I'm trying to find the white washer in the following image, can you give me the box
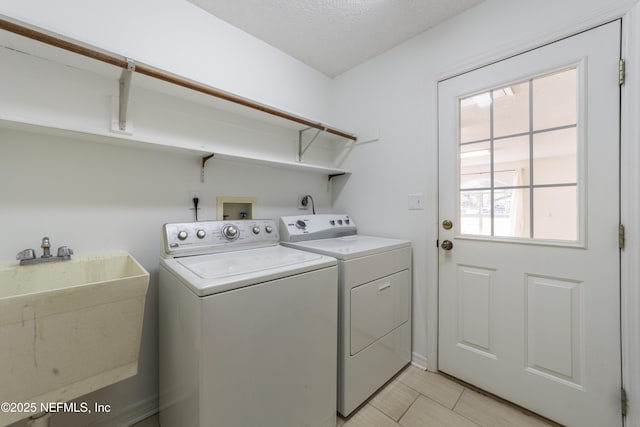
[280,215,412,416]
[159,219,338,427]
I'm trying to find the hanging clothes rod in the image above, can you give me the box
[0,18,357,141]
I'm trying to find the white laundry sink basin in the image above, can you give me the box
[0,251,149,425]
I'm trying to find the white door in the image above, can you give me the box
[438,21,621,427]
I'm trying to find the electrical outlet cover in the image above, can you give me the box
[298,195,309,210]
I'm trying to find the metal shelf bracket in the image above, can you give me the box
[118,59,136,131]
[298,127,325,162]
[328,173,346,182]
[201,153,214,183]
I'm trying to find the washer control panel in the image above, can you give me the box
[163,219,279,257]
[280,214,357,242]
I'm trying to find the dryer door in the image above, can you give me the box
[350,270,410,355]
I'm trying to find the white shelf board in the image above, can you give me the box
[0,116,351,177]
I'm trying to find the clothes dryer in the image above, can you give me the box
[280,215,411,416]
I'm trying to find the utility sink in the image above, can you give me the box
[0,251,149,425]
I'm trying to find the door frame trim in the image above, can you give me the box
[620,6,640,426]
[430,4,640,425]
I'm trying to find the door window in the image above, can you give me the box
[459,68,578,241]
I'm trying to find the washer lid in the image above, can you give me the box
[283,235,411,260]
[178,246,322,279]
[161,245,336,296]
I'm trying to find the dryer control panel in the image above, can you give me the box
[163,219,279,257]
[280,214,357,242]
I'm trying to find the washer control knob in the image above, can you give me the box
[252,226,261,234]
[177,231,188,241]
[330,220,336,225]
[337,219,343,225]
[295,220,306,229]
[345,219,350,224]
[265,225,273,234]
[196,229,206,239]
[222,224,239,240]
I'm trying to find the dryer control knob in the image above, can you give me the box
[265,225,273,233]
[196,229,206,239]
[296,220,306,229]
[177,231,188,241]
[222,224,239,240]
[252,226,261,234]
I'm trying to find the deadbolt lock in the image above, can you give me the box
[442,219,453,230]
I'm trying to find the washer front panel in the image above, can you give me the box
[163,219,279,257]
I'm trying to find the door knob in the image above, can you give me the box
[440,240,453,250]
[442,219,453,230]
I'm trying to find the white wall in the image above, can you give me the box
[329,0,638,368]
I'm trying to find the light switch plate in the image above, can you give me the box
[408,193,425,210]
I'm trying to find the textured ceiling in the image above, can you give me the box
[188,0,485,77]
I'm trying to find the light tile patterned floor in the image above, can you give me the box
[336,366,555,427]
[133,365,557,427]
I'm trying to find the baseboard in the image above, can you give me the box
[85,394,158,427]
[411,352,428,370]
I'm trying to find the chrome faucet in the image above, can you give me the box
[16,237,73,265]
[41,236,52,258]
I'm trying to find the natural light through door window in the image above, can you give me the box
[458,68,578,241]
